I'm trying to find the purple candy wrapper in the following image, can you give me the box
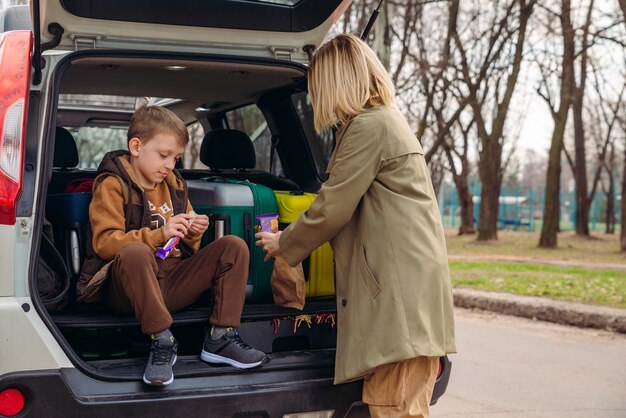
[256,213,279,233]
[155,236,180,260]
[155,212,196,259]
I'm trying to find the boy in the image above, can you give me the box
[77,105,266,386]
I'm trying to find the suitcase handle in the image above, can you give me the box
[243,212,251,246]
[201,176,227,183]
[209,214,231,242]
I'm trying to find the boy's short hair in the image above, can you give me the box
[128,105,189,147]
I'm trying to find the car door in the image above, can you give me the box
[35,0,352,63]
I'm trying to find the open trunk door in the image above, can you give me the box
[34,0,351,63]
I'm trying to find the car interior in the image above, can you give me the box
[41,53,338,380]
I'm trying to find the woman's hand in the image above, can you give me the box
[187,214,209,237]
[163,213,194,240]
[255,231,283,262]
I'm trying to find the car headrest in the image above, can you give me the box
[200,129,256,170]
[53,126,79,168]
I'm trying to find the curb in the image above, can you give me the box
[453,288,626,333]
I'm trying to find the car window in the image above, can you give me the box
[183,121,206,169]
[58,94,134,169]
[68,122,206,170]
[57,95,286,174]
[291,91,334,180]
[58,95,209,170]
[225,104,284,176]
[69,126,128,169]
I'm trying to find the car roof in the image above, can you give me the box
[58,55,307,123]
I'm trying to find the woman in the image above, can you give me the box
[255,34,456,417]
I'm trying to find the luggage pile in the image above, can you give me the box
[187,178,336,303]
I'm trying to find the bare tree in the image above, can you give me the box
[548,0,626,237]
[587,61,626,234]
[428,150,447,199]
[601,144,617,234]
[414,0,465,162]
[568,0,595,236]
[340,0,463,169]
[537,0,576,248]
[451,0,537,241]
[185,123,204,169]
[444,118,475,234]
[616,0,626,251]
[619,103,626,252]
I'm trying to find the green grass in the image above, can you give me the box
[449,260,626,308]
[445,229,626,265]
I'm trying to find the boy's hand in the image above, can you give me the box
[187,214,209,237]
[163,213,194,240]
[255,231,282,262]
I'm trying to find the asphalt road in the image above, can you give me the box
[431,308,626,418]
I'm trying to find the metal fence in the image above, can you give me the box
[438,182,623,232]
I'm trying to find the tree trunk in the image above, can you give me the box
[538,0,575,248]
[621,142,626,251]
[572,95,590,235]
[373,2,393,71]
[453,174,475,235]
[571,0,594,236]
[477,140,502,241]
[465,0,536,241]
[605,182,614,234]
[228,111,245,132]
[442,117,473,236]
[604,144,616,234]
[540,145,563,247]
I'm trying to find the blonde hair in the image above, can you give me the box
[128,105,189,147]
[308,34,396,133]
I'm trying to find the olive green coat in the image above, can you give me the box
[280,105,457,384]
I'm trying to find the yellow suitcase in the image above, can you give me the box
[274,191,335,297]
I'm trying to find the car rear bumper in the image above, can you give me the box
[0,367,366,418]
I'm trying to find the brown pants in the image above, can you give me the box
[363,356,439,418]
[105,236,249,335]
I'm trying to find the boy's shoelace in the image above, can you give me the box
[226,331,252,350]
[152,341,175,364]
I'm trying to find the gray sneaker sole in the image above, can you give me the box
[142,354,177,386]
[200,350,263,369]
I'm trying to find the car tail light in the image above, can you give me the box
[0,388,25,416]
[0,31,32,225]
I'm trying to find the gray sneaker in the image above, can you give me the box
[143,337,178,386]
[201,328,266,369]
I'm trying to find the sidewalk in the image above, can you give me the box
[453,288,626,334]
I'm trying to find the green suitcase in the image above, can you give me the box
[187,177,278,302]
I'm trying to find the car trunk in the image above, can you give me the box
[35,49,339,384]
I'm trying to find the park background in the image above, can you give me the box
[330,0,625,247]
[2,0,624,309]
